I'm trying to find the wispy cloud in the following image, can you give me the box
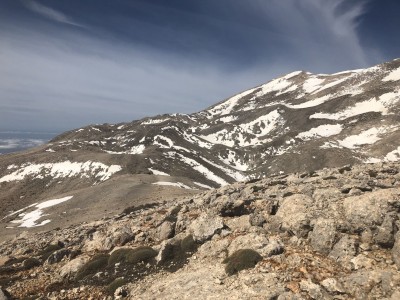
[23,0,83,27]
[0,0,382,132]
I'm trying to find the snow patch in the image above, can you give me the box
[149,168,170,176]
[382,68,400,82]
[9,196,73,228]
[0,161,121,183]
[296,124,343,140]
[152,181,192,189]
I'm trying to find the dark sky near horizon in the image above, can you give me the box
[0,0,399,132]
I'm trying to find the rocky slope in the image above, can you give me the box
[1,161,400,299]
[1,58,400,241]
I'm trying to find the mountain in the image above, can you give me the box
[1,161,400,299]
[1,58,400,240]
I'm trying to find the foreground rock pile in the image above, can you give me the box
[1,162,400,299]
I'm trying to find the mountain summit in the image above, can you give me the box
[0,58,400,237]
[1,59,400,299]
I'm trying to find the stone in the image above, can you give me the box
[189,213,224,242]
[225,215,252,231]
[375,214,396,248]
[264,239,285,257]
[275,194,313,238]
[329,235,358,267]
[0,288,9,300]
[320,278,345,294]
[309,218,337,254]
[299,279,328,299]
[392,231,400,268]
[59,256,90,279]
[228,232,270,257]
[343,189,399,232]
[157,221,175,241]
[46,249,71,264]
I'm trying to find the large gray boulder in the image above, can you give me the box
[309,218,337,254]
[343,189,400,231]
[189,213,224,242]
[276,194,313,238]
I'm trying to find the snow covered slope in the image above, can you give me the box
[1,58,400,228]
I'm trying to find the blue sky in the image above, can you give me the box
[0,0,399,132]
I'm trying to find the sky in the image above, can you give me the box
[0,0,399,133]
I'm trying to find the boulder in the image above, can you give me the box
[392,231,400,268]
[343,189,400,231]
[275,194,313,238]
[59,256,90,279]
[46,249,71,265]
[189,213,224,242]
[157,221,175,241]
[309,218,337,254]
[329,235,358,267]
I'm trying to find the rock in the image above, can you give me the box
[320,278,345,294]
[0,288,10,300]
[197,238,231,260]
[59,256,90,279]
[249,212,265,227]
[0,257,10,267]
[264,239,285,257]
[157,221,175,241]
[46,249,71,264]
[375,214,396,248]
[189,213,224,242]
[329,235,358,268]
[309,218,337,254]
[392,231,400,268]
[156,238,179,264]
[84,225,134,251]
[228,232,270,257]
[343,189,399,232]
[275,194,313,238]
[299,279,328,299]
[225,215,252,231]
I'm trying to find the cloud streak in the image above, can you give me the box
[23,0,83,27]
[0,0,386,132]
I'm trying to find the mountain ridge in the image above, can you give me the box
[0,57,400,240]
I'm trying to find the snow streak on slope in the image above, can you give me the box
[176,153,228,186]
[0,161,121,183]
[383,67,400,82]
[9,196,73,228]
[201,110,284,147]
[207,88,257,117]
[297,124,343,140]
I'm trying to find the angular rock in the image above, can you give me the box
[299,280,328,299]
[392,231,400,268]
[329,235,358,267]
[46,249,71,265]
[275,194,313,238]
[157,221,175,241]
[320,278,345,294]
[225,215,252,232]
[59,256,90,279]
[375,214,396,248]
[228,232,270,257]
[343,189,399,231]
[189,213,224,242]
[309,218,337,254]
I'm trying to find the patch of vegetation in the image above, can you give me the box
[76,254,109,281]
[223,249,262,276]
[108,246,157,266]
[106,277,128,294]
[23,258,41,270]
